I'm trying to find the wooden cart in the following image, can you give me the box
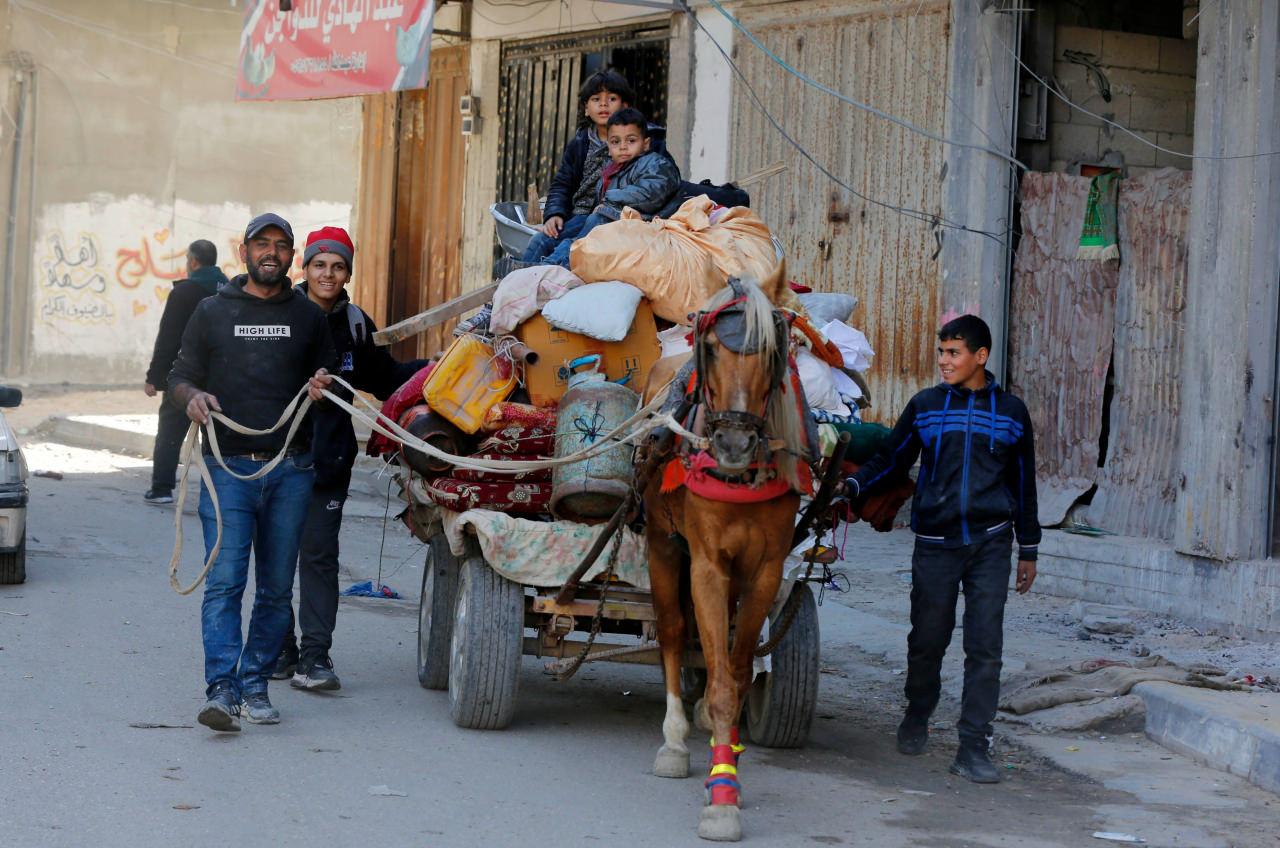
[398,482,825,746]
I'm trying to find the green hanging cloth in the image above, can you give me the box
[1076,171,1121,261]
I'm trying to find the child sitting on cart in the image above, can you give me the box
[523,70,668,263]
[544,108,682,268]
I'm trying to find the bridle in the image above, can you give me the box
[688,278,791,465]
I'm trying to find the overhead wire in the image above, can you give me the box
[981,0,1280,161]
[884,0,1009,156]
[703,0,1027,171]
[685,7,1005,242]
[12,0,237,79]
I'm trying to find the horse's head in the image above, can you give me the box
[693,273,792,476]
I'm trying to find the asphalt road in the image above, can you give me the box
[0,445,1271,848]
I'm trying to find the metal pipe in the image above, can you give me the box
[1,60,31,376]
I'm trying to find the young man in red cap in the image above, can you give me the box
[271,226,429,691]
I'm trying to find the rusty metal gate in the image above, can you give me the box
[497,23,670,204]
[728,0,951,424]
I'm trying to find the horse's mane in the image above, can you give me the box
[703,278,806,489]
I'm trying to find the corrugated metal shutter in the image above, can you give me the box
[498,23,670,204]
[728,1,951,423]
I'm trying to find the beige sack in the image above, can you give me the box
[569,196,784,323]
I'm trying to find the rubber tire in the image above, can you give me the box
[447,554,525,730]
[746,583,820,748]
[0,538,25,585]
[417,533,459,690]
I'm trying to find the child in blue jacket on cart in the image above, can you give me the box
[522,70,668,263]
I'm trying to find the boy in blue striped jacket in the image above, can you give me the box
[845,314,1040,784]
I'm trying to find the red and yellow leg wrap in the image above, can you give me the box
[709,728,747,763]
[704,744,741,807]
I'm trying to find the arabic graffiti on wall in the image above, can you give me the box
[32,198,352,362]
[238,0,435,101]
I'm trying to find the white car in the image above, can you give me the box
[0,386,27,584]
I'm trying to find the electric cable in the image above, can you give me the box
[686,8,1006,242]
[704,0,1027,171]
[981,0,1280,161]
[12,0,237,78]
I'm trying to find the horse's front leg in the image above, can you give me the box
[687,536,742,842]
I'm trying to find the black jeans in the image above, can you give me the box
[150,394,190,493]
[904,533,1013,748]
[283,484,348,666]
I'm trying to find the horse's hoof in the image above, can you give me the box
[693,698,712,732]
[697,804,742,842]
[654,745,690,778]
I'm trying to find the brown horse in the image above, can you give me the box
[641,276,808,842]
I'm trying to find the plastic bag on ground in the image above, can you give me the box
[490,265,583,336]
[569,196,786,323]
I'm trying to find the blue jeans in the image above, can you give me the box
[546,211,611,268]
[198,452,315,698]
[521,214,587,263]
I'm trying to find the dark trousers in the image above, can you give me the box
[284,484,348,666]
[904,533,1012,748]
[150,394,190,493]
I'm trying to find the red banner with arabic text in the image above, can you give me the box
[238,0,436,101]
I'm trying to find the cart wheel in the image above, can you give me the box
[746,583,820,748]
[417,533,458,690]
[448,553,525,730]
[0,538,26,585]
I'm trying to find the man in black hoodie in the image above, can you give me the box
[845,315,1039,784]
[269,226,429,691]
[143,240,228,504]
[168,213,337,733]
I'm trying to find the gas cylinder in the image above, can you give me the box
[551,356,640,522]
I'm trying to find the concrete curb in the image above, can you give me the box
[46,415,156,457]
[1136,681,1280,795]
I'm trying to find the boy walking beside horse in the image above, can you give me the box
[846,314,1040,783]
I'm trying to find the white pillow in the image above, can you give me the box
[541,281,644,342]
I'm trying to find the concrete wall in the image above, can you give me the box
[1048,24,1197,173]
[1,0,360,384]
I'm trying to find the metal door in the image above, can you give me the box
[497,24,670,204]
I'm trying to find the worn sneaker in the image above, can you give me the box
[242,691,281,725]
[144,489,174,505]
[269,644,298,681]
[197,682,241,733]
[292,657,342,692]
[896,712,929,756]
[950,745,1001,784]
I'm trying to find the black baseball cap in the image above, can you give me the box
[244,212,294,244]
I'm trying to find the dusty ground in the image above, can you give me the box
[1,390,1277,846]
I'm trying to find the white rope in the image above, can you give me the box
[168,374,699,595]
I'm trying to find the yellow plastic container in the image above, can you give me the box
[423,335,517,434]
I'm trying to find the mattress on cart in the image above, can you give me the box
[441,508,650,590]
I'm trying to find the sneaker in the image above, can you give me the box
[242,691,280,725]
[269,644,298,681]
[144,489,174,505]
[896,711,929,756]
[197,682,241,733]
[950,745,1001,784]
[292,656,342,692]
